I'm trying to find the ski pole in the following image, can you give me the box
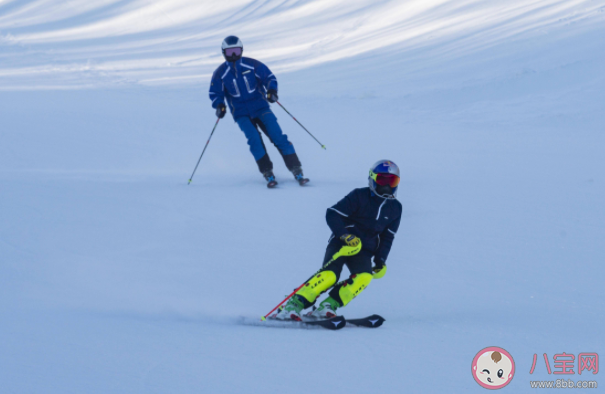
[188,118,220,185]
[276,101,326,150]
[260,243,361,321]
[260,254,340,321]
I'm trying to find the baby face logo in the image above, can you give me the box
[472,347,515,389]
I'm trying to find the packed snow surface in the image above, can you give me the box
[1,1,604,393]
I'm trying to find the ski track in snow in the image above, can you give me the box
[1,1,605,393]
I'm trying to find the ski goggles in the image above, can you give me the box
[371,172,400,188]
[224,47,242,57]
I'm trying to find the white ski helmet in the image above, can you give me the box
[221,36,243,62]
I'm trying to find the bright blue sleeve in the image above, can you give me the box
[251,59,278,92]
[209,66,225,109]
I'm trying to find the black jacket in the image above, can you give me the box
[326,187,402,263]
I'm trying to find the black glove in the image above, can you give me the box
[373,258,385,273]
[266,89,278,103]
[372,258,386,278]
[340,234,361,247]
[216,103,226,118]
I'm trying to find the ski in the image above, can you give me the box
[300,315,345,330]
[345,314,385,328]
[265,315,346,330]
[240,314,384,330]
[266,314,384,329]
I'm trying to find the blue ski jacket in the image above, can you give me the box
[209,57,277,120]
[326,187,402,264]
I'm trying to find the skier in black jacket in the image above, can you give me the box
[275,160,402,320]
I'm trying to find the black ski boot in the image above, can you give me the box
[291,166,309,186]
[263,171,278,188]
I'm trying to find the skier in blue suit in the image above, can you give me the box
[209,36,308,188]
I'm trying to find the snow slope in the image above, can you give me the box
[1,1,604,393]
[1,0,604,90]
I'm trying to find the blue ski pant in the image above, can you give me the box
[235,111,296,161]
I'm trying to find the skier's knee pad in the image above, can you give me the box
[296,270,337,304]
[332,273,373,307]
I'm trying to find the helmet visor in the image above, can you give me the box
[374,173,400,188]
[224,47,242,57]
